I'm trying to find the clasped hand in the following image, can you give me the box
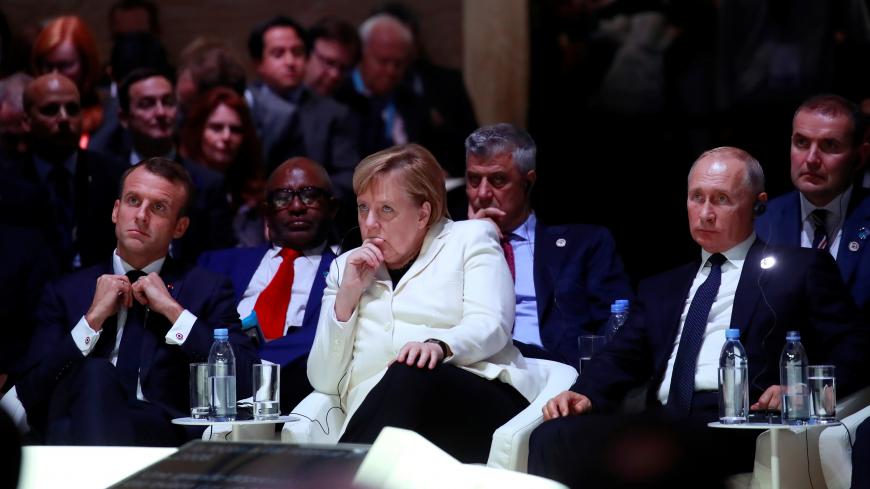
[86,272,182,331]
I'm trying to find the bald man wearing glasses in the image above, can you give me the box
[199,157,340,411]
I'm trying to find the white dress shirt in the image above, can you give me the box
[70,250,198,401]
[657,234,755,404]
[509,213,541,347]
[799,186,852,260]
[237,243,335,334]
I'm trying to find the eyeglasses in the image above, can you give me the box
[312,49,352,74]
[267,187,332,209]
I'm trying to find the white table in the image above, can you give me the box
[18,445,176,489]
[708,421,840,489]
[173,415,298,441]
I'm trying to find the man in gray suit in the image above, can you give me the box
[246,16,359,203]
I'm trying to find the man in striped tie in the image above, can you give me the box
[755,94,870,320]
[528,147,869,486]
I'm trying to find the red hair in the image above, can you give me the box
[32,16,103,137]
[180,87,263,208]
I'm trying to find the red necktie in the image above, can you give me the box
[254,248,301,340]
[501,238,515,282]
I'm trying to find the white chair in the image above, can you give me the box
[818,387,870,489]
[281,358,579,472]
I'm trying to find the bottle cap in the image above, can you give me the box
[213,328,229,339]
[786,330,801,341]
[611,303,625,313]
[616,299,630,309]
[725,328,740,339]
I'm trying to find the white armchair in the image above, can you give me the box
[281,358,579,472]
[818,386,870,489]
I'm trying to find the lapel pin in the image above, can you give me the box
[760,256,776,269]
[556,238,567,248]
[858,227,869,240]
[849,241,860,252]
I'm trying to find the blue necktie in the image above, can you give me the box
[666,253,726,416]
[116,270,147,395]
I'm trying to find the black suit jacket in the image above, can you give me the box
[0,150,127,271]
[573,239,869,413]
[15,257,259,433]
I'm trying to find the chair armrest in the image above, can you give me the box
[819,404,870,489]
[837,385,870,420]
[487,359,579,472]
[0,386,30,434]
[281,391,345,444]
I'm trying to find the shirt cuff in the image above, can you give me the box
[71,316,101,356]
[165,309,196,345]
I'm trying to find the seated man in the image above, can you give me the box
[14,157,259,446]
[755,94,870,318]
[528,147,869,487]
[465,123,633,365]
[199,157,339,412]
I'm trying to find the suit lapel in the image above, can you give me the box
[836,189,870,286]
[533,222,557,324]
[731,240,767,336]
[301,247,336,329]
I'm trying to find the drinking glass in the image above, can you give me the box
[578,335,606,374]
[189,363,209,419]
[808,365,837,423]
[253,363,281,420]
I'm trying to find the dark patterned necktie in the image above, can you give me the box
[500,238,515,282]
[116,270,147,395]
[666,253,726,416]
[809,209,830,251]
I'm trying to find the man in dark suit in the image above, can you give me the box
[0,73,127,272]
[528,147,869,487]
[465,123,633,366]
[92,68,236,263]
[198,157,339,411]
[14,157,259,446]
[755,94,870,318]
[245,16,358,201]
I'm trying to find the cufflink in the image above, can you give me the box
[175,332,184,341]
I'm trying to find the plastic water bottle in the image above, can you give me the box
[208,328,237,421]
[718,328,748,424]
[604,302,627,342]
[780,331,810,424]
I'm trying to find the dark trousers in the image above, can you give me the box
[339,362,529,463]
[852,417,870,489]
[44,358,191,446]
[280,354,313,414]
[528,392,757,489]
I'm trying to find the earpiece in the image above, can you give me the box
[753,200,766,216]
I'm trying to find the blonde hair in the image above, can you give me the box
[353,144,448,227]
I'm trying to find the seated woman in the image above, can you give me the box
[179,87,266,246]
[308,144,542,462]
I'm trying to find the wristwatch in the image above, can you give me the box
[424,338,452,359]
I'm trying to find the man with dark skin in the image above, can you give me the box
[199,157,339,411]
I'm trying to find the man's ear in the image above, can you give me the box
[172,216,190,239]
[111,199,120,224]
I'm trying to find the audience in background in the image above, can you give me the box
[303,18,359,98]
[246,15,359,199]
[176,38,246,112]
[0,73,127,271]
[0,72,33,158]
[180,86,266,246]
[31,16,104,148]
[107,0,161,39]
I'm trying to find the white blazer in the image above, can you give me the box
[307,218,543,436]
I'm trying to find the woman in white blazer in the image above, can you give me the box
[307,144,542,462]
